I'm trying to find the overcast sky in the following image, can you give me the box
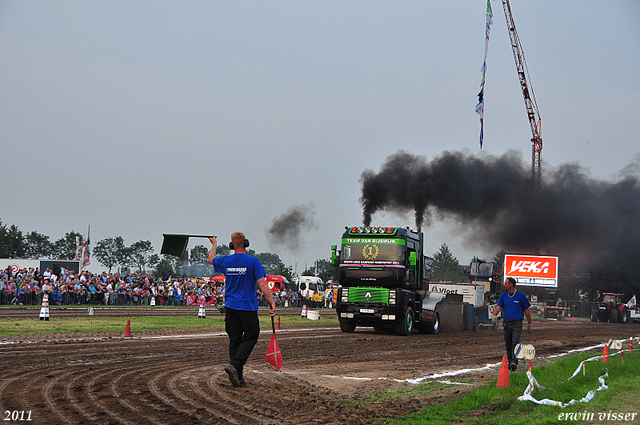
[1,1,639,272]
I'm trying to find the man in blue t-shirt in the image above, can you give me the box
[209,232,276,388]
[492,277,532,371]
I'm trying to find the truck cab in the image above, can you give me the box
[331,226,442,335]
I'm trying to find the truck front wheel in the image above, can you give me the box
[396,307,413,336]
[340,320,356,333]
[590,309,598,322]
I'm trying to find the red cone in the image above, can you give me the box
[496,354,510,388]
[601,344,609,363]
[276,316,281,330]
[124,319,131,337]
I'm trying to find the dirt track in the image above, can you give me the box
[1,309,638,424]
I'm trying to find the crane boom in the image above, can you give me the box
[501,0,542,190]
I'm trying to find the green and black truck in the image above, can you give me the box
[330,226,445,335]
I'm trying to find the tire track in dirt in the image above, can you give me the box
[148,363,275,424]
[128,359,198,421]
[64,369,99,422]
[12,367,63,423]
[206,373,285,424]
[86,369,138,425]
[165,368,244,424]
[84,357,179,425]
[43,370,75,425]
[207,372,272,424]
[0,377,21,412]
[177,364,293,425]
[187,373,244,425]
[110,367,165,425]
[97,358,179,424]
[149,369,207,421]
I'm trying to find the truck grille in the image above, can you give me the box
[347,287,389,304]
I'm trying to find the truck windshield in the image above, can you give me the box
[340,242,404,265]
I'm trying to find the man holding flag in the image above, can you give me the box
[209,232,276,388]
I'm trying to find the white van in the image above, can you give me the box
[297,276,324,299]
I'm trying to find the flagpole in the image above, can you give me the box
[82,225,91,271]
[80,234,86,271]
[74,236,80,260]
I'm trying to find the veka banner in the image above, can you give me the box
[504,254,558,288]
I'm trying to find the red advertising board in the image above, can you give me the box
[503,254,558,288]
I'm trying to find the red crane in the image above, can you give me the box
[501,0,543,190]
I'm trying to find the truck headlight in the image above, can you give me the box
[341,288,349,302]
[389,289,396,305]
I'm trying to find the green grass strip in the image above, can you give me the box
[393,350,640,425]
[0,312,338,335]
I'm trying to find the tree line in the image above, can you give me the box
[5,219,627,299]
[0,220,303,285]
[0,219,492,286]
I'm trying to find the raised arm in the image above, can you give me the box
[208,236,217,264]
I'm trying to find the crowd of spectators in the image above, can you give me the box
[0,267,227,307]
[0,267,324,308]
[259,288,305,308]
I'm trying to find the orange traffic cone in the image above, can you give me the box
[497,354,510,388]
[601,344,609,363]
[124,319,131,337]
[276,316,281,330]
[629,337,634,351]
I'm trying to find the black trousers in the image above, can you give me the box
[225,307,261,377]
[503,320,523,366]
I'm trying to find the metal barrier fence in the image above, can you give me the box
[523,300,599,320]
[568,301,599,319]
[0,291,209,307]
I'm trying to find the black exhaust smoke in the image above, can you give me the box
[359,150,640,275]
[267,203,318,252]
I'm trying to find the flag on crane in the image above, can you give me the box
[476,0,493,149]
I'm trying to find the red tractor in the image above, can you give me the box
[591,293,629,323]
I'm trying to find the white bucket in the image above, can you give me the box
[307,310,320,320]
